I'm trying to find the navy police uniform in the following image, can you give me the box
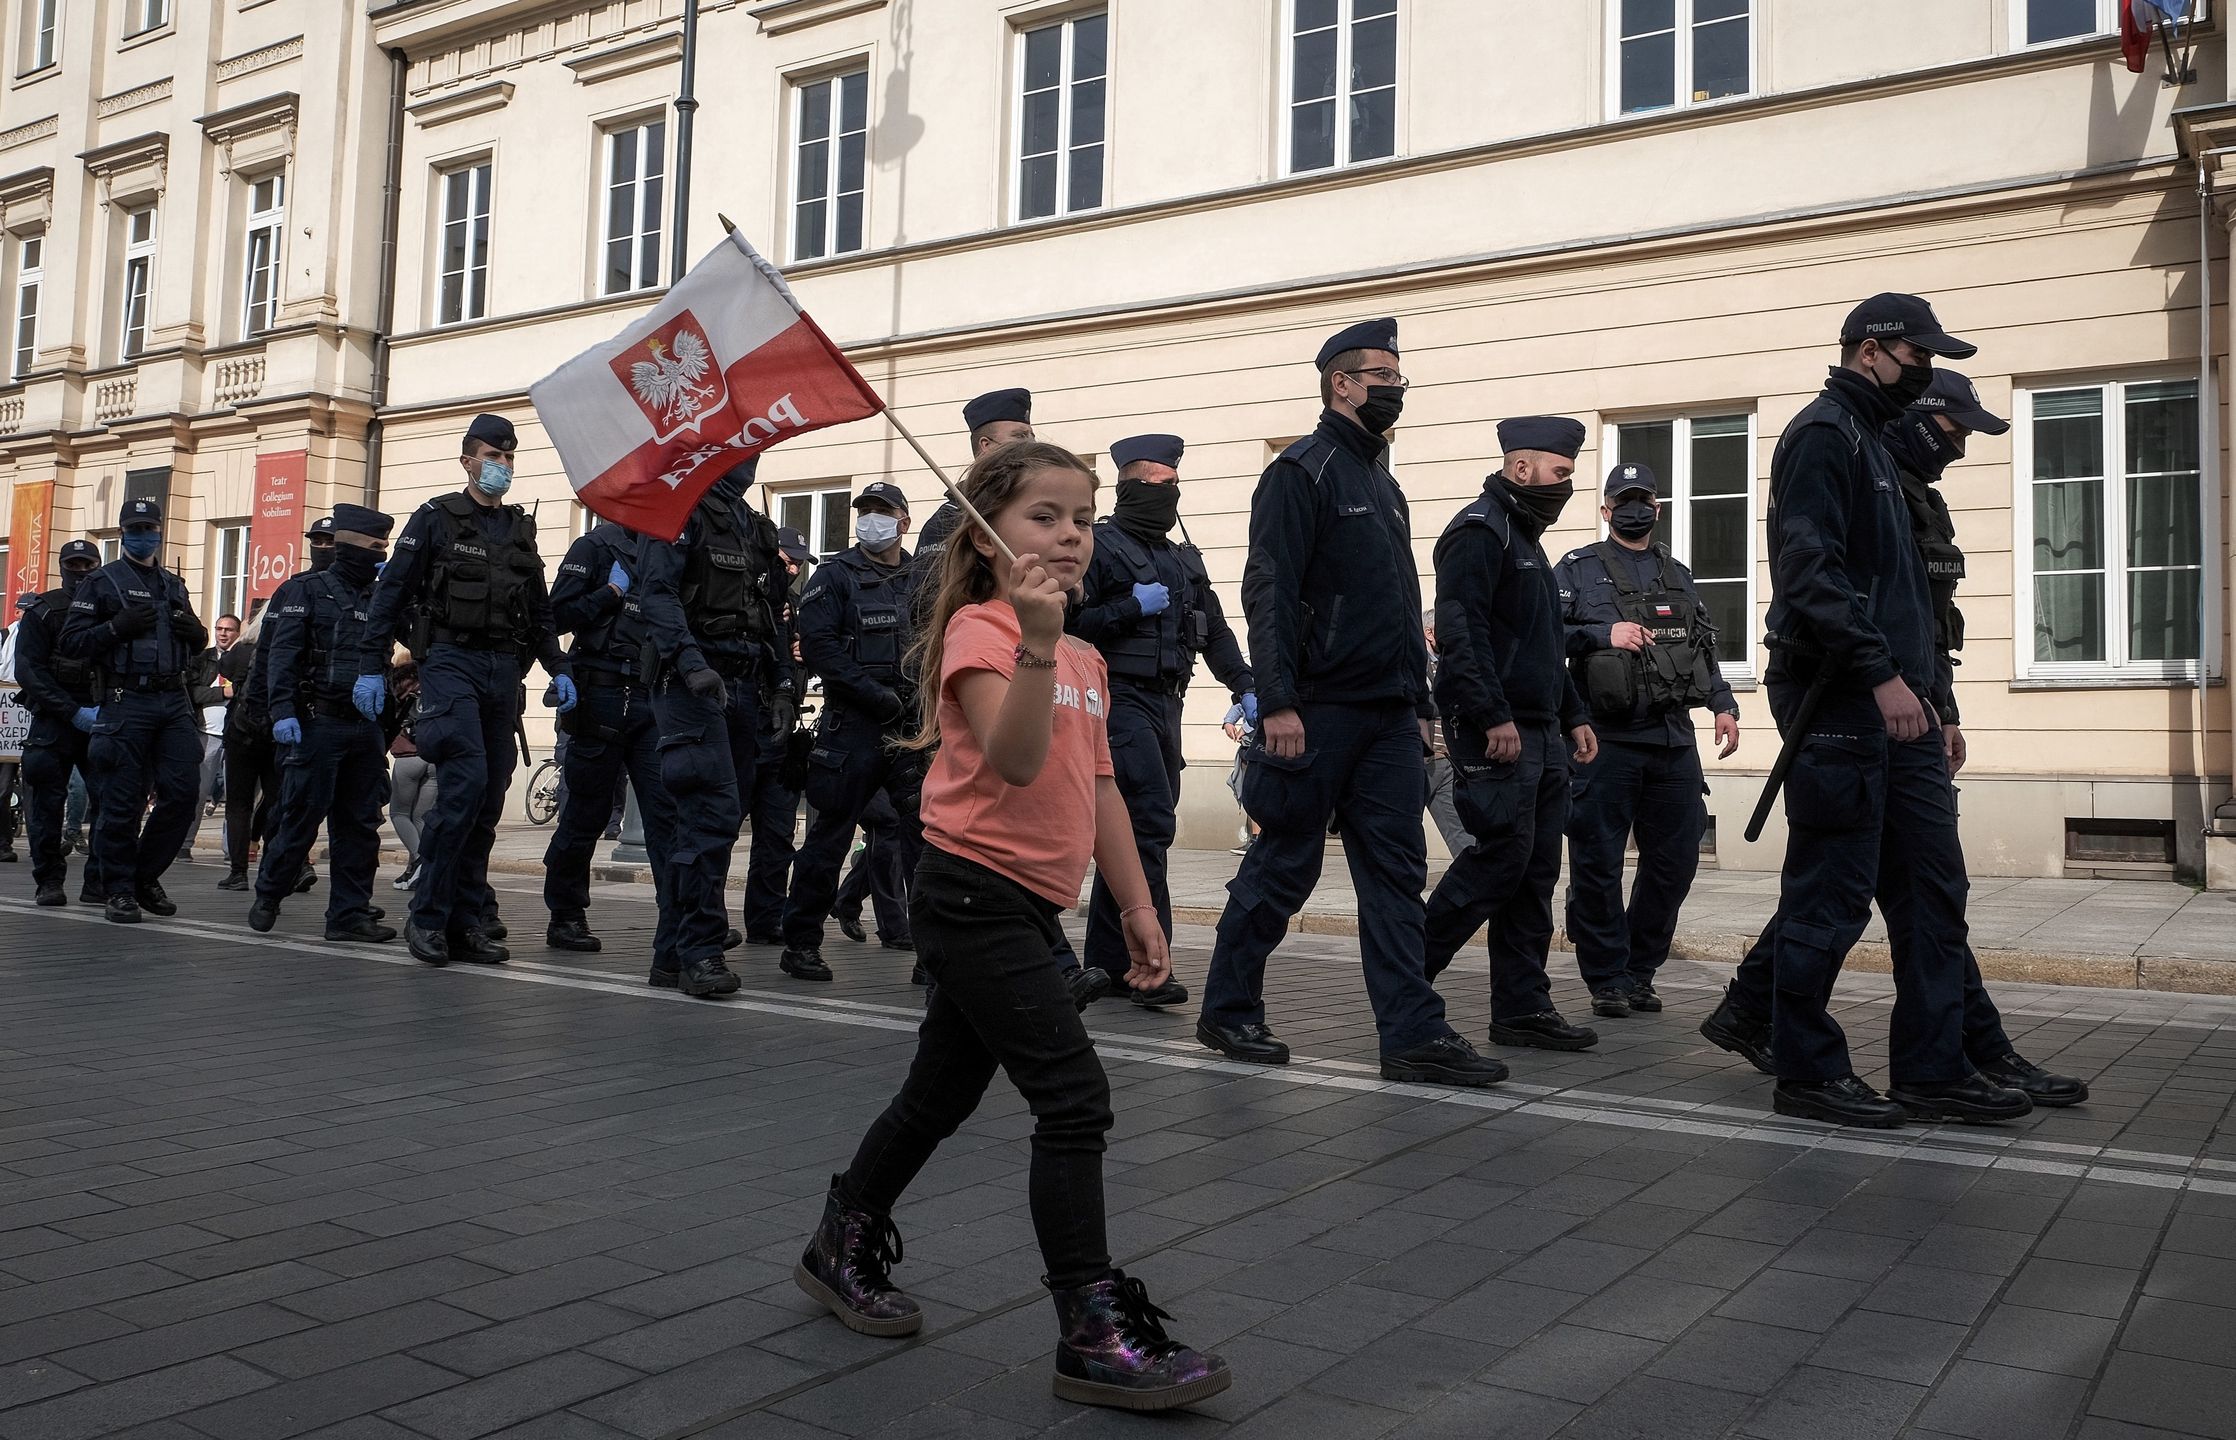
[543,520,681,966]
[1422,420,1595,1029]
[356,413,571,961]
[1556,464,1738,1003]
[16,539,106,903]
[250,505,396,938]
[1201,319,1456,1062]
[61,497,210,918]
[743,526,815,941]
[781,482,926,970]
[1069,433,1253,992]
[637,462,789,994]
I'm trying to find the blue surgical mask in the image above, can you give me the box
[120,529,160,562]
[472,460,513,497]
[855,513,902,550]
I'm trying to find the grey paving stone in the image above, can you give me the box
[1383,1383,1579,1440]
[1965,1303,2122,1377]
[2089,1351,2236,1440]
[1999,1257,2141,1320]
[173,1354,463,1440]
[1414,1278,1583,1348]
[0,1357,92,1409]
[1857,1263,2003,1325]
[1913,1359,2093,1440]
[1477,1323,1663,1404]
[1563,1274,1726,1341]
[582,1297,802,1371]
[234,1300,489,1380]
[279,1257,510,1324]
[1250,1281,1436,1350]
[379,1353,645,1440]
[1812,1308,1968,1386]
[0,1356,274,1440]
[1303,1325,1501,1411]
[439,1256,662,1322]
[2139,1251,2236,1308]
[569,1343,821,1437]
[1491,1238,1651,1296]
[51,1303,318,1382]
[1644,1315,1819,1395]
[1714,1266,1870,1332]
[1553,1373,1755,1440]
[1637,1233,1781,1288]
[1737,1365,1927,1440]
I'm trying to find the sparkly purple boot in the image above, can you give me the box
[794,1176,921,1337]
[1048,1269,1232,1411]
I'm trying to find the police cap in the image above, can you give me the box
[58,539,100,566]
[119,496,162,526]
[306,515,336,539]
[1496,416,1586,460]
[1604,461,1659,499]
[1910,368,2009,436]
[775,526,814,563]
[962,388,1032,435]
[1316,317,1399,372]
[852,480,909,513]
[465,412,518,452]
[1839,293,1978,359]
[1110,433,1185,471]
[331,503,394,540]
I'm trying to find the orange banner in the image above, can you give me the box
[4,480,54,618]
[247,450,307,607]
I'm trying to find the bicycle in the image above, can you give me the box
[524,755,562,826]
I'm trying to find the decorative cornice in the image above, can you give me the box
[77,132,169,209]
[563,31,683,85]
[197,92,300,143]
[97,78,173,119]
[406,80,516,128]
[0,116,56,152]
[748,0,887,36]
[0,165,53,234]
[217,35,305,83]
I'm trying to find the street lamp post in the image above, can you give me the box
[671,0,701,282]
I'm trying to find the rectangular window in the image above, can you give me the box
[211,523,249,622]
[125,0,168,37]
[12,235,42,380]
[437,161,493,325]
[792,68,869,261]
[29,0,59,69]
[1289,0,1397,174]
[1608,413,1756,673]
[775,483,853,561]
[601,119,666,296]
[1615,0,1750,116]
[1016,13,1106,221]
[241,174,284,338]
[2022,0,2112,45]
[119,206,155,361]
[2021,378,2204,676]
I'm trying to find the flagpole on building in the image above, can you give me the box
[671,0,701,282]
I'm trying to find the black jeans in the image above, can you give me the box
[840,846,1114,1289]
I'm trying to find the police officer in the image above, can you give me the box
[780,480,927,982]
[1556,461,1740,1019]
[1420,418,1602,1055]
[541,517,681,964]
[61,497,209,923]
[637,460,789,997]
[353,412,578,967]
[830,787,914,953]
[1198,318,1500,1087]
[1746,293,2029,1127]
[742,525,815,945]
[1069,433,1254,1007]
[1702,370,2089,1107]
[219,516,337,894]
[914,388,1034,562]
[16,539,105,906]
[247,504,398,943]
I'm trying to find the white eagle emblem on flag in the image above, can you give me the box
[611,310,728,442]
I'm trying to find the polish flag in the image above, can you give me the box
[530,231,884,541]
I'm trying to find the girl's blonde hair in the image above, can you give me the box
[904,440,1098,750]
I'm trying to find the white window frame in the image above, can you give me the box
[1012,11,1108,223]
[26,0,59,71]
[123,0,168,39]
[1606,0,1755,119]
[1283,0,1399,176]
[2012,0,2117,47]
[599,117,666,297]
[1605,410,1759,679]
[211,522,249,623]
[2011,374,2216,682]
[119,205,156,361]
[436,159,493,326]
[12,234,42,380]
[241,173,285,338]
[773,483,854,561]
[790,66,870,263]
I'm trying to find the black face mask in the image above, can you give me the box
[1880,357,1935,409]
[308,543,335,573]
[60,566,94,598]
[1892,413,1964,478]
[1608,498,1659,541]
[331,545,379,586]
[1112,477,1181,541]
[1499,475,1573,531]
[1352,384,1406,435]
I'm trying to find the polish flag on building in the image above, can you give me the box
[530,231,884,540]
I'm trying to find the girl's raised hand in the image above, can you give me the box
[1007,552,1067,654]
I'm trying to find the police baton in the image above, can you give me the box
[1742,669,1832,844]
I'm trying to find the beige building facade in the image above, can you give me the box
[6,0,2234,881]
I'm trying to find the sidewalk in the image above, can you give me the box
[442,817,2236,996]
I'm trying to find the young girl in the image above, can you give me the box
[795,442,1231,1413]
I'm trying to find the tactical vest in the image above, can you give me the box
[34,589,99,703]
[679,497,777,644]
[570,528,654,680]
[95,562,191,681]
[1094,525,1210,686]
[1572,542,1719,720]
[836,550,915,683]
[423,492,542,645]
[297,570,376,703]
[1899,473,1966,656]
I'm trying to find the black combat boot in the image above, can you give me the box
[1488,1009,1598,1051]
[104,894,142,924]
[1973,1050,2089,1107]
[794,1176,921,1337]
[1774,1074,1906,1129]
[680,956,742,999]
[1700,994,1775,1075]
[1048,1269,1231,1411]
[216,870,249,892]
[1888,1072,2032,1125]
[405,924,450,966]
[247,898,280,933]
[546,918,601,953]
[135,881,177,917]
[449,927,509,964]
[325,917,397,944]
[781,946,833,982]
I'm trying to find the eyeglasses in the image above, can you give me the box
[1340,367,1408,387]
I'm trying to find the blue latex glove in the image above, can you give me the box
[1241,692,1260,726]
[352,674,385,721]
[272,717,303,746]
[72,706,98,733]
[1221,702,1245,727]
[1131,582,1170,616]
[550,674,579,713]
[608,561,631,595]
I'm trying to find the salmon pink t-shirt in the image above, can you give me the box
[918,601,1114,906]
